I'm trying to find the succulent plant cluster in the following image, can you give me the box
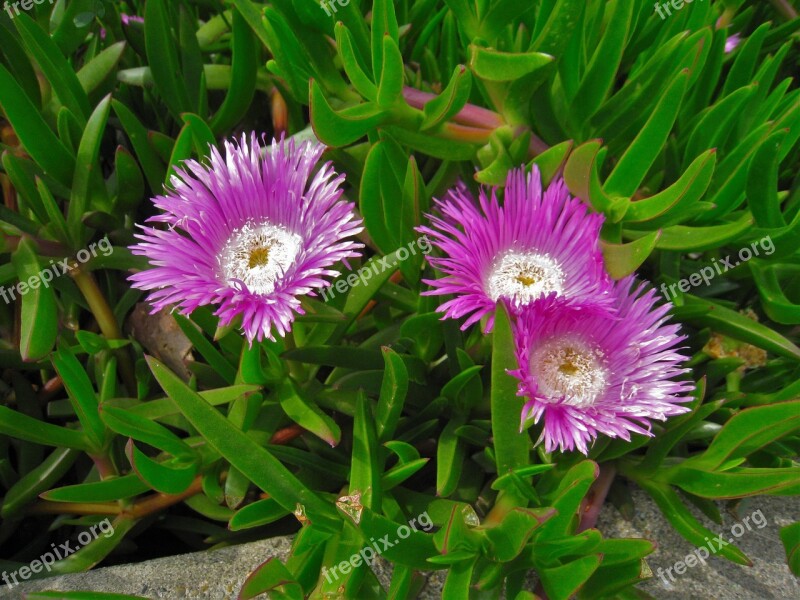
[0,1,799,599]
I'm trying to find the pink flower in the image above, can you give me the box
[510,279,694,454]
[130,134,363,343]
[417,167,612,332]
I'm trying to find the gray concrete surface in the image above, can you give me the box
[596,488,799,600]
[4,488,798,599]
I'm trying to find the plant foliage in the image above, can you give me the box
[0,0,799,598]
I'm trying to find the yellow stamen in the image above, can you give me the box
[248,246,271,269]
[558,349,581,375]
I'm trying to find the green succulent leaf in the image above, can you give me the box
[11,237,58,361]
[147,356,341,532]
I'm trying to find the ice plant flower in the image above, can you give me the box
[129,133,363,343]
[417,166,611,332]
[510,278,694,454]
[725,33,742,53]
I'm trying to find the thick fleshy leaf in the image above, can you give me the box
[15,14,91,122]
[0,64,75,186]
[538,555,602,600]
[485,507,557,562]
[436,416,466,497]
[688,401,800,469]
[0,406,93,452]
[11,237,58,361]
[238,558,303,600]
[51,346,105,449]
[335,23,377,101]
[144,0,192,118]
[663,465,800,499]
[571,0,634,123]
[77,41,127,95]
[147,356,341,532]
[624,150,716,225]
[349,393,381,510]
[210,9,258,134]
[675,295,800,361]
[638,480,750,565]
[277,379,341,447]
[229,498,289,531]
[468,45,553,82]
[375,347,409,442]
[310,82,389,147]
[126,439,198,495]
[1,448,79,518]
[99,405,194,459]
[68,94,112,234]
[421,66,472,131]
[41,473,151,502]
[604,70,689,198]
[780,522,800,577]
[112,99,166,191]
[601,231,661,279]
[491,303,529,475]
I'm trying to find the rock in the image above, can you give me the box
[5,489,798,599]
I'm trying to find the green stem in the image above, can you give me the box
[71,266,137,394]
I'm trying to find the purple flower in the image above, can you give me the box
[725,33,742,53]
[121,14,145,26]
[130,133,363,343]
[417,167,611,332]
[510,278,694,454]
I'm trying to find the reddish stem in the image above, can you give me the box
[2,235,69,256]
[440,122,494,144]
[402,87,505,129]
[770,0,798,19]
[578,463,617,532]
[28,425,306,517]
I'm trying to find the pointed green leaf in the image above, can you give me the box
[492,303,529,475]
[68,94,111,233]
[12,237,58,361]
[15,13,91,122]
[146,356,341,531]
[601,231,661,279]
[375,347,409,442]
[421,66,472,131]
[210,9,258,134]
[0,64,75,187]
[605,70,689,197]
[277,379,341,447]
[310,82,389,146]
[468,45,553,82]
[145,0,192,118]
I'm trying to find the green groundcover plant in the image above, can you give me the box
[0,0,799,598]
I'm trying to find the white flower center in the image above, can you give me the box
[486,250,565,305]
[219,222,302,295]
[530,336,607,408]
